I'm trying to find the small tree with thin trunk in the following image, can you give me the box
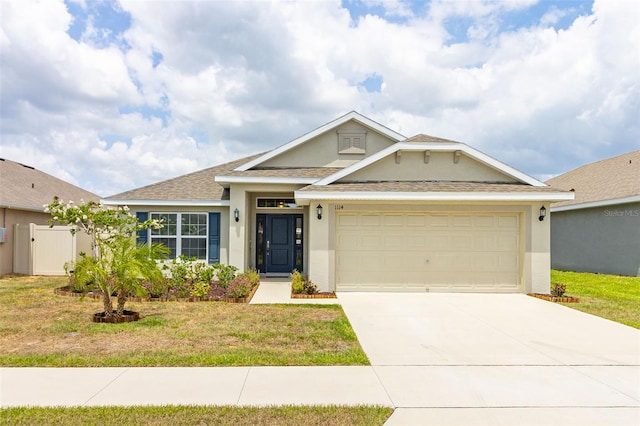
[46,198,167,320]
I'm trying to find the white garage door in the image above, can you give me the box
[335,211,521,292]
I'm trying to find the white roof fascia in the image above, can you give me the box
[551,195,640,212]
[458,144,547,187]
[101,199,231,207]
[294,191,575,202]
[315,142,547,187]
[214,176,319,185]
[234,111,406,171]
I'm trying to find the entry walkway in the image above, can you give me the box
[1,282,639,426]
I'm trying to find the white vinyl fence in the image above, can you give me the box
[13,224,76,275]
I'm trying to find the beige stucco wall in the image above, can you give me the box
[260,121,397,168]
[304,201,551,294]
[342,151,519,183]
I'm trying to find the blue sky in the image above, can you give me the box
[1,0,638,196]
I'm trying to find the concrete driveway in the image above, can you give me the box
[339,293,640,425]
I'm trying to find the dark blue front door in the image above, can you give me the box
[256,214,303,274]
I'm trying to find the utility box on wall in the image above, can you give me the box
[0,228,7,243]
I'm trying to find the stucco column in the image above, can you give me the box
[228,185,247,271]
[308,201,331,292]
[529,202,551,294]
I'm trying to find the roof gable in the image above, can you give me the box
[0,158,100,211]
[235,111,406,171]
[314,140,547,187]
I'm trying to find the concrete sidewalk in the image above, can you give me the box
[1,282,639,426]
[2,365,638,425]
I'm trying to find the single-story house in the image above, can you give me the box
[104,111,573,293]
[546,150,640,277]
[0,158,100,275]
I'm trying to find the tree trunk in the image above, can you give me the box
[116,287,127,317]
[102,290,114,318]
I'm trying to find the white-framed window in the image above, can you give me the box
[337,130,366,154]
[150,213,207,260]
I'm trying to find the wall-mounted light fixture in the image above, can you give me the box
[234,208,240,222]
[316,204,323,220]
[538,206,547,222]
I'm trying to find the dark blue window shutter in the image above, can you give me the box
[136,212,149,245]
[208,212,220,264]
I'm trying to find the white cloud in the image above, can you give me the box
[0,0,638,196]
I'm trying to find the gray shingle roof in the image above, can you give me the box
[404,134,460,144]
[546,150,640,208]
[298,181,565,193]
[221,167,342,178]
[0,158,100,211]
[105,153,263,201]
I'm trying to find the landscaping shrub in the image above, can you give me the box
[142,279,168,298]
[291,270,318,295]
[64,259,96,293]
[189,280,211,298]
[551,282,567,297]
[227,269,260,299]
[214,263,238,288]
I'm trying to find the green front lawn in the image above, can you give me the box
[0,275,368,367]
[1,406,394,426]
[551,270,640,328]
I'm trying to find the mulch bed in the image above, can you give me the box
[291,292,337,299]
[528,293,580,303]
[92,310,140,323]
[55,283,259,304]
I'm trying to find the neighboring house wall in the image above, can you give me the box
[551,202,640,277]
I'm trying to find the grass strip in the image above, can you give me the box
[1,405,394,426]
[551,270,640,328]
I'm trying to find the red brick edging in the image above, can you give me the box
[527,293,580,303]
[291,292,337,299]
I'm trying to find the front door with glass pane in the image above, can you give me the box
[256,214,303,274]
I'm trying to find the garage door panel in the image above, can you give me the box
[407,214,426,226]
[452,215,473,227]
[429,214,450,227]
[498,234,519,250]
[360,214,381,227]
[336,211,521,292]
[498,215,518,229]
[383,214,404,226]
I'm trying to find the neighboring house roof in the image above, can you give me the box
[0,158,100,212]
[235,111,406,171]
[103,154,263,206]
[546,150,640,212]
